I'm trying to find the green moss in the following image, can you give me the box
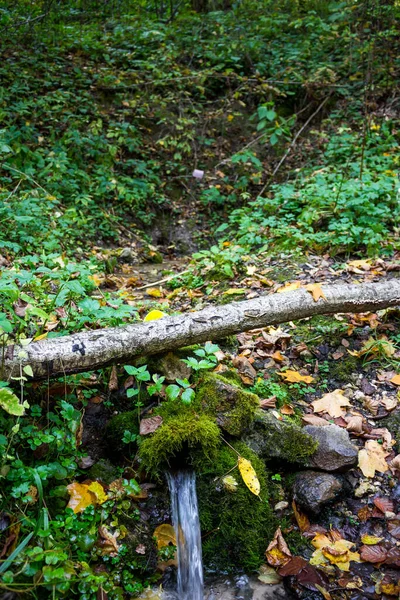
[248,411,318,465]
[195,372,259,436]
[139,413,220,474]
[196,442,276,572]
[105,410,139,454]
[328,355,359,381]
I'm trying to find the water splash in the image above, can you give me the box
[167,471,204,600]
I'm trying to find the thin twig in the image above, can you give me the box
[257,94,332,198]
[135,269,191,290]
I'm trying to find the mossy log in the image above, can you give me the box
[3,280,400,380]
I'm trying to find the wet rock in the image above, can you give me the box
[303,424,358,472]
[360,378,376,396]
[243,410,318,465]
[156,352,192,382]
[119,247,136,262]
[293,471,343,514]
[86,458,120,484]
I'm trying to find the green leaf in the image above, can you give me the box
[0,388,25,416]
[23,365,34,378]
[181,388,195,404]
[165,384,180,401]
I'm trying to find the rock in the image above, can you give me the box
[303,424,358,472]
[360,378,376,396]
[243,410,318,465]
[157,352,192,382]
[352,390,366,402]
[196,373,259,436]
[86,458,120,484]
[293,471,343,514]
[119,247,136,262]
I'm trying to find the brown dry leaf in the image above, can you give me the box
[108,366,119,391]
[389,454,400,471]
[332,350,344,360]
[302,414,331,426]
[358,440,389,478]
[381,396,398,411]
[140,416,163,436]
[271,351,285,363]
[364,397,379,415]
[260,396,277,409]
[153,524,176,550]
[136,544,146,555]
[98,525,119,556]
[280,404,294,415]
[279,370,314,384]
[292,500,310,533]
[390,374,400,386]
[276,282,301,294]
[347,259,371,272]
[359,544,387,563]
[373,496,395,514]
[311,390,351,418]
[265,527,292,567]
[232,356,257,385]
[305,283,326,302]
[345,415,363,434]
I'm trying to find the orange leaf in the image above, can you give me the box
[305,283,326,302]
[67,481,107,514]
[390,374,400,386]
[276,282,301,293]
[292,500,310,533]
[279,370,314,384]
[311,389,351,418]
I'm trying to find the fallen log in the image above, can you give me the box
[3,280,400,380]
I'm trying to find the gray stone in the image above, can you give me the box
[119,247,136,262]
[293,471,343,514]
[243,410,318,465]
[303,424,358,472]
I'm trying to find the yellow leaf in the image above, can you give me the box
[146,288,163,298]
[361,535,383,545]
[88,274,103,286]
[390,374,400,386]
[153,524,176,550]
[265,527,291,567]
[292,500,310,533]
[358,440,389,478]
[67,481,107,514]
[238,456,260,496]
[223,288,247,296]
[279,369,314,384]
[144,310,166,321]
[305,283,326,302]
[311,389,351,418]
[34,332,48,341]
[347,260,371,271]
[276,282,301,293]
[87,481,108,504]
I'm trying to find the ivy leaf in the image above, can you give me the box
[238,456,260,496]
[0,388,26,416]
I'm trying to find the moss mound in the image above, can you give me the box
[139,413,220,474]
[196,442,275,572]
[195,372,259,436]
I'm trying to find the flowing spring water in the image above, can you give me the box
[167,471,204,600]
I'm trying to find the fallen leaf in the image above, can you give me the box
[0,388,26,416]
[67,481,107,514]
[108,366,119,391]
[98,525,119,556]
[345,415,363,433]
[359,544,387,563]
[260,396,277,409]
[281,404,294,415]
[232,356,257,385]
[315,584,332,600]
[305,283,326,302]
[381,396,398,411]
[292,500,310,532]
[276,282,301,293]
[358,440,389,477]
[222,475,238,493]
[373,496,395,514]
[302,414,331,426]
[360,535,383,545]
[265,527,292,567]
[347,259,371,272]
[153,524,176,550]
[278,556,308,576]
[145,288,163,298]
[310,534,360,572]
[238,456,260,496]
[311,390,351,418]
[279,370,314,384]
[136,544,146,554]
[390,374,400,385]
[144,309,166,321]
[140,416,163,435]
[257,563,282,584]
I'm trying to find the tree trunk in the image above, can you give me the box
[192,0,208,12]
[3,280,400,380]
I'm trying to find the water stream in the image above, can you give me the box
[167,470,204,600]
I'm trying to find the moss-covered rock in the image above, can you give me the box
[86,458,121,485]
[195,372,259,436]
[105,410,139,454]
[243,410,318,465]
[139,413,220,474]
[196,441,275,572]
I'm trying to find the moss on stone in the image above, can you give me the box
[244,410,318,465]
[196,441,276,572]
[139,413,220,474]
[328,355,359,382]
[195,372,259,436]
[105,410,139,454]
